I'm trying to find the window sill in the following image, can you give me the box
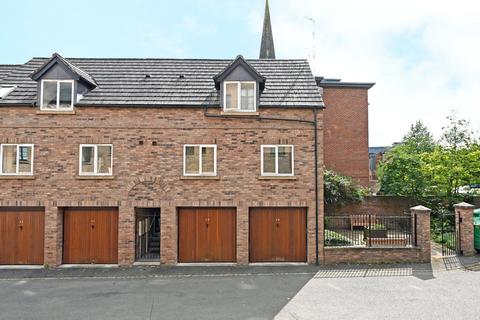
[220,111,259,116]
[180,176,220,180]
[36,110,76,115]
[75,175,115,180]
[258,176,297,180]
[0,175,36,180]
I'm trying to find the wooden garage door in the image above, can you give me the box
[0,208,44,265]
[63,208,118,264]
[178,208,236,263]
[250,207,307,262]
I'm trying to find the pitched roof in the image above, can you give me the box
[30,53,97,88]
[213,55,266,90]
[0,64,19,83]
[0,57,323,108]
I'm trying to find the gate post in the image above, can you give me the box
[410,205,432,263]
[454,202,475,256]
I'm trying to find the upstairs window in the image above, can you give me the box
[224,81,256,112]
[0,144,34,175]
[79,144,113,176]
[183,145,217,176]
[40,80,74,110]
[261,145,294,176]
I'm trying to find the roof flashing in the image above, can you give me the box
[315,76,375,89]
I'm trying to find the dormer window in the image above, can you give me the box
[40,80,74,111]
[224,81,256,112]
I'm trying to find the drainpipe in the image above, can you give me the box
[203,106,321,265]
[313,107,319,265]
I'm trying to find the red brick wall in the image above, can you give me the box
[325,196,414,216]
[322,87,369,187]
[0,106,324,266]
[324,247,423,264]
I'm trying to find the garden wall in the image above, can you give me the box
[325,196,413,216]
[323,247,423,264]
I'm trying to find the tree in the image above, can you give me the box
[441,113,477,150]
[378,120,434,200]
[421,115,480,206]
[403,120,436,153]
[378,114,480,209]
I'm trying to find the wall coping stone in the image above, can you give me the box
[410,205,431,212]
[454,202,475,209]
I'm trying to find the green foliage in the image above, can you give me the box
[365,223,387,230]
[378,144,429,199]
[324,169,368,205]
[324,229,353,246]
[441,114,477,150]
[403,120,436,153]
[378,114,480,209]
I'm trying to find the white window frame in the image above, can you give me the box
[79,144,113,176]
[183,144,217,176]
[40,79,75,111]
[223,81,257,112]
[261,145,294,176]
[0,144,34,176]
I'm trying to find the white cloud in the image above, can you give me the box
[249,0,480,145]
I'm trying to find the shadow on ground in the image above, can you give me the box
[314,263,435,281]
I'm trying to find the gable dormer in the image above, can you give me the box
[30,53,96,111]
[214,55,266,113]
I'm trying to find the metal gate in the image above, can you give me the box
[433,211,460,257]
[135,209,160,261]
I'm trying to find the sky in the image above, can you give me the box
[1,0,478,146]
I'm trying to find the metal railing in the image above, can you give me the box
[324,214,415,248]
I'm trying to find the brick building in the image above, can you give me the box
[317,78,375,187]
[0,53,324,266]
[0,0,377,266]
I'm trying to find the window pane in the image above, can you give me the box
[1,145,17,174]
[42,81,57,109]
[278,146,293,174]
[240,83,255,111]
[18,146,33,173]
[185,146,200,174]
[201,147,215,174]
[97,146,112,174]
[59,82,73,109]
[225,83,238,110]
[81,146,95,173]
[262,147,276,174]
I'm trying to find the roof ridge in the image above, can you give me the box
[29,57,308,62]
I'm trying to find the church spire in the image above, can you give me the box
[259,0,276,59]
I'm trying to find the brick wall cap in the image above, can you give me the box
[454,202,475,209]
[410,205,431,212]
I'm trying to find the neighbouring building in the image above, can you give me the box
[317,78,375,188]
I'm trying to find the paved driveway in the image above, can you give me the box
[276,262,480,320]
[0,266,315,320]
[1,262,480,320]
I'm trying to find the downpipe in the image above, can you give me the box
[203,106,321,266]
